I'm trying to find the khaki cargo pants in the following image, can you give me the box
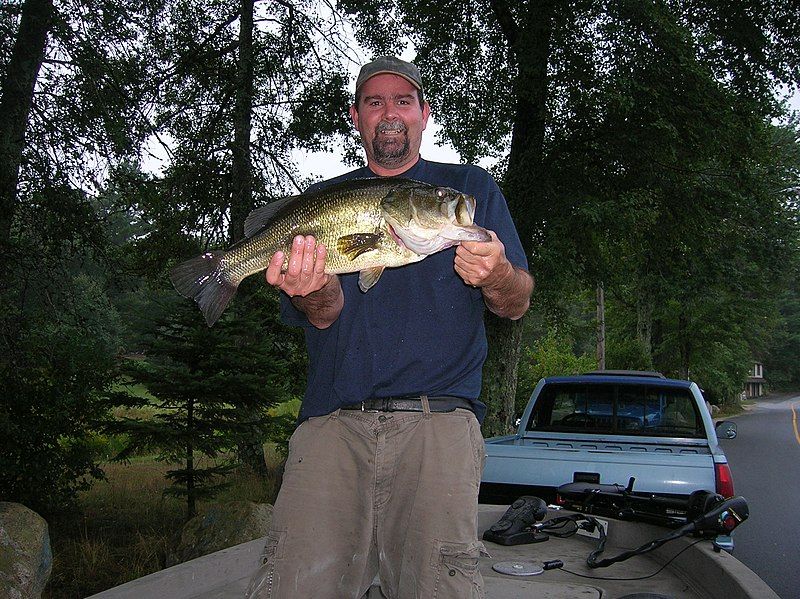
[246,405,487,599]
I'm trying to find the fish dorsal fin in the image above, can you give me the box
[337,233,382,261]
[243,196,296,237]
[358,266,385,292]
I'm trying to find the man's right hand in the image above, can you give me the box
[266,235,344,329]
[266,235,331,297]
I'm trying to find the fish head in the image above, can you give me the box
[381,184,491,254]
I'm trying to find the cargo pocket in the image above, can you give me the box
[245,530,286,598]
[431,540,488,599]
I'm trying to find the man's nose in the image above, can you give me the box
[381,101,399,119]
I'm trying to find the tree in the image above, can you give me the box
[0,233,122,514]
[144,0,354,247]
[128,0,356,472]
[113,283,298,520]
[0,0,163,511]
[0,0,53,245]
[339,0,800,424]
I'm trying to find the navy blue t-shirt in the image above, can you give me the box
[281,158,528,424]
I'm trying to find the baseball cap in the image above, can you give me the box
[355,56,423,92]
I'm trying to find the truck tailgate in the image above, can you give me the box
[482,438,717,495]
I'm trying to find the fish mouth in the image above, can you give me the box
[390,222,491,255]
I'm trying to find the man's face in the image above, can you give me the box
[350,73,430,175]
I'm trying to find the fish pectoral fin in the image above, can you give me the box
[337,233,382,261]
[358,266,386,292]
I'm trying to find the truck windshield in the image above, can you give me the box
[525,383,705,438]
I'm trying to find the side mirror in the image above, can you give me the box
[715,420,737,439]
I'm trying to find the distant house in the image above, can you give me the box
[745,362,765,398]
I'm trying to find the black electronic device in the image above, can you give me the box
[482,496,549,545]
[557,478,708,526]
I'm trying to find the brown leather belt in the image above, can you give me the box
[340,396,473,413]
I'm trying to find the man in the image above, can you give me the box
[247,56,533,599]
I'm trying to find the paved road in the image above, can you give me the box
[719,393,800,599]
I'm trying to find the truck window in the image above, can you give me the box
[526,383,705,438]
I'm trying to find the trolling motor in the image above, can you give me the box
[556,477,728,526]
[585,494,749,568]
[554,478,749,567]
[483,482,749,572]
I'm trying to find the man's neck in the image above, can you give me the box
[368,154,421,177]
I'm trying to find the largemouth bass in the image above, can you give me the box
[170,177,491,326]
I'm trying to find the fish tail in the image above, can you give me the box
[169,251,238,327]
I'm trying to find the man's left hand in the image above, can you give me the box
[454,230,513,290]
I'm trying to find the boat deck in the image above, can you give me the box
[87,505,777,599]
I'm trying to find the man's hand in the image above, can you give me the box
[454,230,513,288]
[266,235,331,297]
[266,235,344,329]
[455,230,533,320]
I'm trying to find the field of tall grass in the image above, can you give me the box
[43,450,284,598]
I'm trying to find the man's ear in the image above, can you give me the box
[421,101,431,131]
[349,104,359,130]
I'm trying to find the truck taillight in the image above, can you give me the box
[715,463,735,497]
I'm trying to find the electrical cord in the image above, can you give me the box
[558,539,704,581]
[534,510,717,579]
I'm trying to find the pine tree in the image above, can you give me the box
[113,282,299,520]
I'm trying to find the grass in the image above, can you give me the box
[715,403,746,418]
[43,449,284,599]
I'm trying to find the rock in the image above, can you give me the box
[0,502,53,599]
[167,501,273,566]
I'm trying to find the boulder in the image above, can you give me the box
[167,501,273,566]
[0,502,53,599]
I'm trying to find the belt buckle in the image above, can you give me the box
[360,401,379,413]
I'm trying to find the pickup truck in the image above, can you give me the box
[480,371,738,509]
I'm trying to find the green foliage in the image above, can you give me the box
[765,273,800,389]
[0,247,122,514]
[342,0,800,413]
[515,331,596,419]
[266,398,302,457]
[112,279,304,519]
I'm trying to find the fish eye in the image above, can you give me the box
[436,188,446,198]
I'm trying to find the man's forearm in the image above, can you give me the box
[290,275,344,329]
[481,265,534,320]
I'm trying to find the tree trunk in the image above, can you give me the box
[491,0,555,256]
[596,283,606,370]
[229,0,267,475]
[481,312,525,436]
[230,0,254,245]
[0,0,54,245]
[481,0,555,433]
[678,313,691,380]
[186,398,196,520]
[636,293,654,362]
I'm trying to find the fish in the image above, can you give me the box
[169,177,491,326]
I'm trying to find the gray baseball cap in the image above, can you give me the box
[355,56,423,92]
